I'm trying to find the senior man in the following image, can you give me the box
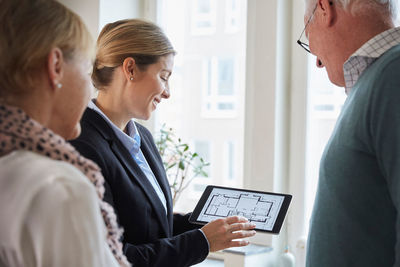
[298,0,400,266]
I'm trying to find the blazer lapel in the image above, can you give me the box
[111,137,171,237]
[138,128,174,233]
[83,109,170,236]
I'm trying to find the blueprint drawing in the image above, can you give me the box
[197,188,284,231]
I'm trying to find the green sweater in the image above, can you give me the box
[306,44,400,267]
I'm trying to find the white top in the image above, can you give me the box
[0,150,119,267]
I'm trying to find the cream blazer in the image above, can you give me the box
[0,150,119,267]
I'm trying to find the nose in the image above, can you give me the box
[162,87,170,99]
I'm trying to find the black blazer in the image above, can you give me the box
[70,108,208,267]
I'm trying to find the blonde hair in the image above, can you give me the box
[0,0,93,98]
[92,19,175,89]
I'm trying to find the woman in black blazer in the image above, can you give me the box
[71,19,256,267]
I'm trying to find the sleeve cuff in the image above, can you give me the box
[198,229,210,252]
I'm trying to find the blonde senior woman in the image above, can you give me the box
[0,0,130,266]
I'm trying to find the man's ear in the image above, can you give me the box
[47,47,64,90]
[122,57,136,82]
[319,0,336,27]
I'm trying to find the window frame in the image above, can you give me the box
[190,0,217,35]
[201,57,239,118]
[225,0,241,33]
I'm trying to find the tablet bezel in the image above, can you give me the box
[189,185,292,234]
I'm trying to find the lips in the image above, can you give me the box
[153,97,161,107]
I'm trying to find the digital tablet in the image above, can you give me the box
[189,185,292,234]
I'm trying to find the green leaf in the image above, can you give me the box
[165,162,177,170]
[179,161,185,170]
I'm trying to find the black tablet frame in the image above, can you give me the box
[189,185,292,234]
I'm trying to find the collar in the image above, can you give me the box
[343,27,400,93]
[87,99,141,156]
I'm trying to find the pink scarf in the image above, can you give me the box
[0,104,131,266]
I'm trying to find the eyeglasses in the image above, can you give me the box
[296,4,318,53]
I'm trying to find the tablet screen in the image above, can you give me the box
[189,185,292,234]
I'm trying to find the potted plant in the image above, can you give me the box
[155,124,210,206]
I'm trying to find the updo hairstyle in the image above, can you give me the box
[92,19,175,90]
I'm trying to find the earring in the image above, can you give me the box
[54,82,62,89]
[130,77,133,81]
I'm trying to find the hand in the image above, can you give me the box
[201,216,257,252]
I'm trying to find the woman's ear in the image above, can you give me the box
[47,47,64,90]
[122,57,136,82]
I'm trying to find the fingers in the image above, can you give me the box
[228,239,250,248]
[225,215,249,224]
[225,229,256,249]
[230,229,256,240]
[228,221,256,232]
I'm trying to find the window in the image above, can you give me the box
[308,67,346,119]
[191,0,216,35]
[202,57,238,117]
[224,141,236,182]
[225,0,241,33]
[155,0,247,213]
[304,52,347,235]
[189,140,212,201]
[193,140,211,178]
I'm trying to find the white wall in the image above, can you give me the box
[58,0,100,40]
[99,0,143,32]
[59,0,144,39]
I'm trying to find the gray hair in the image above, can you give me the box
[305,0,398,22]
